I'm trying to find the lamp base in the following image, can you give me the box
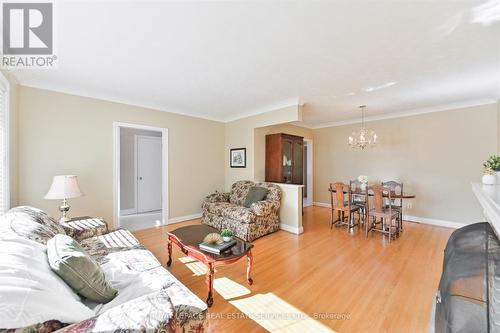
[59,199,71,224]
[59,216,71,223]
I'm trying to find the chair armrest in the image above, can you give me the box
[250,200,280,216]
[204,191,230,203]
[60,289,177,333]
[61,218,108,241]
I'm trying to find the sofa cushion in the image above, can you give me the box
[221,205,256,223]
[204,202,255,223]
[10,206,65,235]
[229,180,255,205]
[79,229,144,265]
[203,201,238,216]
[2,208,64,245]
[47,234,118,303]
[243,186,269,208]
[0,236,94,329]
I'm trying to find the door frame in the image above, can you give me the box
[113,122,168,228]
[303,139,313,207]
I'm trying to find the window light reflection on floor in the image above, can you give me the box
[213,277,251,300]
[230,293,336,333]
[177,256,196,264]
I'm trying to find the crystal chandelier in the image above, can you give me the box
[348,105,377,149]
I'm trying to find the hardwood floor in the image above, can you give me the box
[134,206,453,333]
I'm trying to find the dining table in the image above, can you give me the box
[328,187,416,199]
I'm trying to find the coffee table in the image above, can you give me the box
[166,224,254,307]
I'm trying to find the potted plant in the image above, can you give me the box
[483,155,500,184]
[482,166,496,185]
[221,229,233,242]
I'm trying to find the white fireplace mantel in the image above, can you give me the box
[472,182,500,236]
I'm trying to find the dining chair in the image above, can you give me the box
[329,182,361,231]
[349,179,367,224]
[366,184,400,242]
[382,180,404,232]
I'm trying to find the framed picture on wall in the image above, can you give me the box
[230,148,246,168]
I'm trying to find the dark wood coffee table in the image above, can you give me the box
[166,224,254,307]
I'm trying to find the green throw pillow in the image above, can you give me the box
[243,186,269,208]
[47,234,117,303]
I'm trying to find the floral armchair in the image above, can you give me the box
[201,180,282,242]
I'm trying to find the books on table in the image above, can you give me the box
[199,239,237,254]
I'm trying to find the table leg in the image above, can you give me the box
[246,250,253,285]
[206,263,214,307]
[166,240,172,267]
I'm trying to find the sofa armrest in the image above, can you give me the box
[61,218,108,241]
[250,200,280,216]
[204,191,230,204]
[60,289,179,333]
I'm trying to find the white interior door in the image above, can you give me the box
[136,136,162,213]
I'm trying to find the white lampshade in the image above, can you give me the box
[44,175,84,200]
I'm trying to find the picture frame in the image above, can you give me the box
[230,148,246,168]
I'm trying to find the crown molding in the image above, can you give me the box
[15,79,499,127]
[309,98,498,129]
[19,80,304,124]
[223,97,302,123]
[19,81,226,122]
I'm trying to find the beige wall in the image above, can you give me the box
[18,86,225,227]
[497,100,500,153]
[313,103,498,224]
[1,70,19,208]
[254,123,313,181]
[225,105,302,189]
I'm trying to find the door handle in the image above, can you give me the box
[139,177,143,180]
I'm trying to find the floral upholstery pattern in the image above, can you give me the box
[0,207,207,333]
[250,200,280,216]
[62,289,178,333]
[1,206,65,244]
[202,181,281,241]
[204,191,230,203]
[228,181,255,206]
[61,218,108,242]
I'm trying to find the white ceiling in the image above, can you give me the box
[10,0,500,126]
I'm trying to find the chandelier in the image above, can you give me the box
[348,105,377,149]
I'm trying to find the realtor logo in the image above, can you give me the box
[1,1,57,68]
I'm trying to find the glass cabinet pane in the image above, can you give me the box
[292,140,303,184]
[283,140,293,183]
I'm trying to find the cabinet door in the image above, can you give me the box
[292,140,304,184]
[282,139,293,183]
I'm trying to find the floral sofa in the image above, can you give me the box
[201,180,281,242]
[0,206,207,333]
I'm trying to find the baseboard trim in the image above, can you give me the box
[168,213,202,224]
[120,208,136,216]
[312,202,467,229]
[402,215,467,229]
[313,202,331,208]
[280,223,304,234]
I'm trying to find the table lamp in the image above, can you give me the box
[44,175,84,223]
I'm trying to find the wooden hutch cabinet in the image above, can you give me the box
[265,133,304,184]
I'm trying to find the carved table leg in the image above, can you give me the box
[246,250,253,285]
[166,240,172,267]
[206,263,214,307]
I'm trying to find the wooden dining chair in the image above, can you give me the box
[349,179,367,224]
[366,184,400,242]
[329,182,361,231]
[382,180,404,232]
